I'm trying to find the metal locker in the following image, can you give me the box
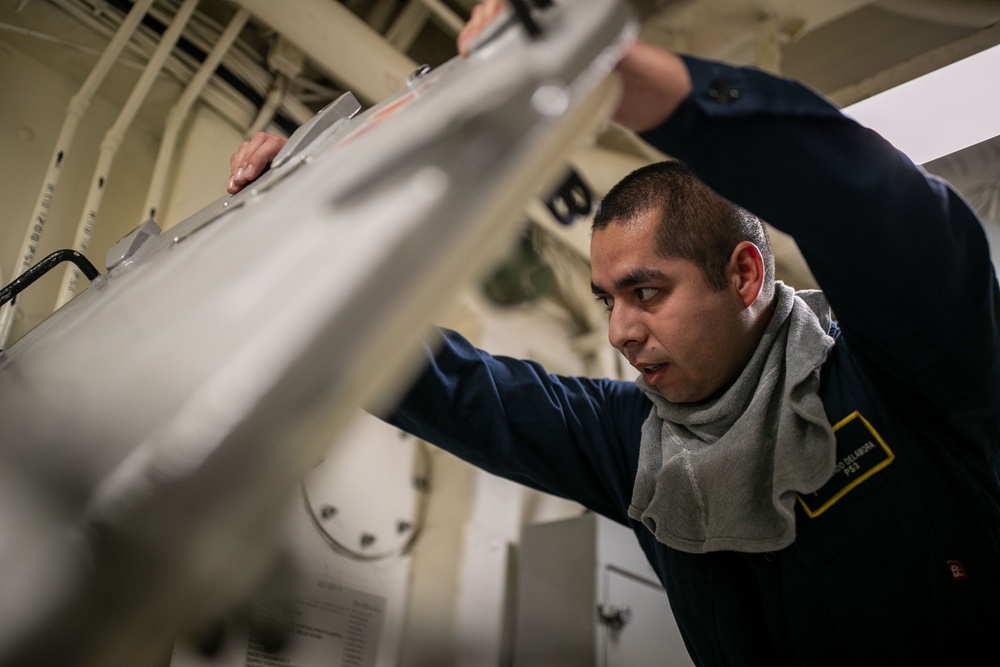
[514,514,694,667]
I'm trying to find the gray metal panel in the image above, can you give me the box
[515,514,694,667]
[0,1,636,663]
[601,569,694,667]
[515,514,598,667]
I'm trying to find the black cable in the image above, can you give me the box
[0,250,101,309]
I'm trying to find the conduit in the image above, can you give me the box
[386,0,431,51]
[233,0,416,104]
[49,0,315,149]
[421,0,466,36]
[387,0,464,51]
[246,74,290,136]
[0,0,155,347]
[142,8,250,224]
[246,38,305,136]
[50,0,262,125]
[55,0,202,310]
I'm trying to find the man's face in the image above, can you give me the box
[590,211,751,403]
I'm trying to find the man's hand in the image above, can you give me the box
[457,0,506,56]
[226,1,693,195]
[454,0,691,133]
[228,132,288,194]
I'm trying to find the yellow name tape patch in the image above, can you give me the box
[798,410,895,518]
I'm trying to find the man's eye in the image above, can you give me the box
[636,287,658,302]
[596,296,613,312]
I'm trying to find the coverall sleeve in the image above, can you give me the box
[386,328,650,524]
[640,55,1000,411]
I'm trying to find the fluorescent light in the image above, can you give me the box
[842,43,1000,165]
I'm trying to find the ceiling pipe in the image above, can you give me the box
[830,21,1000,106]
[0,0,156,348]
[387,0,465,51]
[143,8,250,225]
[247,74,290,136]
[422,0,466,35]
[386,0,432,51]
[47,0,257,130]
[245,37,305,136]
[877,0,1000,28]
[55,0,202,310]
[231,0,417,105]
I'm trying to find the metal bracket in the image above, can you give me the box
[106,218,161,271]
[271,91,362,169]
[597,602,633,631]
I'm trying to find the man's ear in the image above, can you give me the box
[727,241,765,308]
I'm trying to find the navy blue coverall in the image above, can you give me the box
[389,55,1000,665]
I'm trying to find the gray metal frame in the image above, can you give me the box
[0,0,636,664]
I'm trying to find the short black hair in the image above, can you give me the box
[593,161,774,291]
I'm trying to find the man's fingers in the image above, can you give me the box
[457,0,506,56]
[228,133,287,194]
[228,140,253,193]
[230,140,249,174]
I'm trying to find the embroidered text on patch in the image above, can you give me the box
[798,411,894,518]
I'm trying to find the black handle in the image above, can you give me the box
[0,250,101,309]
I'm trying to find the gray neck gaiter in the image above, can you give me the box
[627,283,837,553]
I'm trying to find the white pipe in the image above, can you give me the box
[386,0,430,51]
[246,74,289,136]
[0,0,156,347]
[55,0,202,310]
[0,21,143,67]
[232,0,416,104]
[47,0,314,140]
[47,0,256,121]
[421,0,465,36]
[387,0,468,51]
[143,8,250,224]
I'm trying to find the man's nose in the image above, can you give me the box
[607,303,644,352]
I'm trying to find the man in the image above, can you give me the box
[230,4,1000,663]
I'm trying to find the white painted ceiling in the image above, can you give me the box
[5,0,1000,121]
[2,0,999,288]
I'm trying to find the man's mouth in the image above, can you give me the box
[639,363,666,375]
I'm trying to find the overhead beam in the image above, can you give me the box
[233,0,416,104]
[830,21,1000,107]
